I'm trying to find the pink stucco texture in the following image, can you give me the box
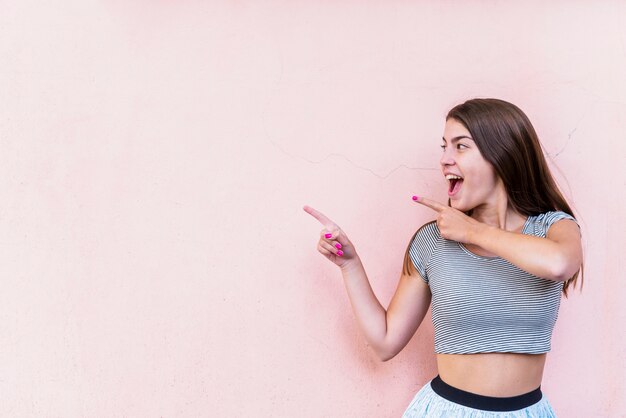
[0,1,624,417]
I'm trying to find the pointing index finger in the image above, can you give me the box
[414,196,446,212]
[303,205,334,228]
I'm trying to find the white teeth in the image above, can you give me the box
[445,174,463,180]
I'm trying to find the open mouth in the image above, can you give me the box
[446,174,464,196]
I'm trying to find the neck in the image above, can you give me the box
[470,188,526,232]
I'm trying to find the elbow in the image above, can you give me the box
[550,255,580,282]
[377,351,395,362]
[377,352,395,362]
[373,343,400,362]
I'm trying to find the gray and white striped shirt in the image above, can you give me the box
[409,211,579,354]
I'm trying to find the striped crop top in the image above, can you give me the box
[408,211,579,354]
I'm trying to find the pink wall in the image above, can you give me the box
[1,1,624,416]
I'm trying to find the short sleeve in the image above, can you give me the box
[538,211,580,237]
[408,221,440,284]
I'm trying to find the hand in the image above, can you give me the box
[303,205,359,269]
[412,196,483,243]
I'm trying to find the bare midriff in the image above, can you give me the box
[436,352,547,397]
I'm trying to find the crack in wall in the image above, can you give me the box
[550,98,626,159]
[270,140,437,179]
[551,125,577,159]
[549,105,590,159]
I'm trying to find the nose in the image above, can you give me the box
[440,148,455,167]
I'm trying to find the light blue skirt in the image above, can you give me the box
[402,377,557,417]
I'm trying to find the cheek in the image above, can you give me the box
[475,164,498,188]
[464,170,497,198]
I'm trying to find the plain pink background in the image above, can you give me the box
[1,1,624,417]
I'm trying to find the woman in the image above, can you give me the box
[303,98,583,417]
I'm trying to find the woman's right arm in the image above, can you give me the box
[304,205,431,361]
[341,257,431,361]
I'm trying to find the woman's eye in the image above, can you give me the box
[457,143,468,150]
[440,144,446,150]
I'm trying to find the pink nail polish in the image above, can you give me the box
[325,233,332,238]
[335,243,342,249]
[337,250,343,256]
[412,195,419,201]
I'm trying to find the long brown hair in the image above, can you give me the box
[404,98,582,297]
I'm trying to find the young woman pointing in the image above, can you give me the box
[304,98,583,417]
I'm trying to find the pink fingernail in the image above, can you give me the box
[335,243,342,249]
[337,250,343,256]
[412,195,419,201]
[325,233,332,238]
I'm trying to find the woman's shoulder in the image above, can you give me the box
[409,220,442,247]
[526,210,579,237]
[407,220,442,281]
[414,220,440,238]
[527,210,578,224]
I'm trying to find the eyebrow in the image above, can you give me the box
[442,135,473,142]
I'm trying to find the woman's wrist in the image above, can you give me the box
[340,255,363,274]
[468,222,491,246]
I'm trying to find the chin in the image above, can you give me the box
[449,199,462,209]
[450,199,472,213]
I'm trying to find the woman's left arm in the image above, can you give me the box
[470,219,582,281]
[414,197,583,281]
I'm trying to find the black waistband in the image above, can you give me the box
[430,375,542,412]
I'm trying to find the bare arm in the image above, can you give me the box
[414,198,583,282]
[469,219,582,281]
[304,204,431,361]
[341,257,431,361]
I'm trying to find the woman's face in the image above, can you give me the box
[440,118,503,212]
